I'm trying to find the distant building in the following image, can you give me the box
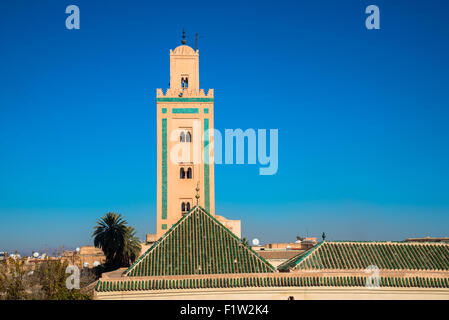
[0,251,7,260]
[62,246,106,268]
[405,236,449,243]
[263,237,318,250]
[251,238,318,268]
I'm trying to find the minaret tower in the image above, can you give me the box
[156,31,215,238]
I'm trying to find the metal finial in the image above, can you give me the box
[181,29,186,45]
[195,182,200,205]
[194,33,199,51]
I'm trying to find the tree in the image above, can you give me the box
[1,248,95,300]
[92,212,141,269]
[322,232,326,241]
[0,255,29,300]
[122,226,141,266]
[32,259,92,300]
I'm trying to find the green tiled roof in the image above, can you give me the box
[278,241,449,272]
[124,206,276,276]
[96,275,449,292]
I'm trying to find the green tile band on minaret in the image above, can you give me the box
[204,118,210,213]
[172,107,199,114]
[156,97,213,102]
[161,118,167,219]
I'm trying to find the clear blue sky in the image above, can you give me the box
[1,0,449,254]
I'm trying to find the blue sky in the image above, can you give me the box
[1,0,449,254]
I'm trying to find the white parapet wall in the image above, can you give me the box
[95,286,449,300]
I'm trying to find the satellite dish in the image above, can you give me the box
[252,238,260,246]
[83,262,89,268]
[75,247,80,253]
[33,252,39,258]
[286,245,291,249]
[93,261,100,267]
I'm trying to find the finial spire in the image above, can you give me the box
[195,181,200,205]
[181,28,186,45]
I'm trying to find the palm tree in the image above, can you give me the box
[92,212,141,269]
[122,226,141,266]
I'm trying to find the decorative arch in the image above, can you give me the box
[180,167,186,179]
[187,167,192,179]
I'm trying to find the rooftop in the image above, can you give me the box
[278,241,449,272]
[124,206,275,277]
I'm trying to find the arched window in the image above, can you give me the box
[181,202,186,212]
[180,131,185,142]
[186,202,191,211]
[187,167,192,179]
[180,167,185,179]
[185,131,191,142]
[181,77,189,88]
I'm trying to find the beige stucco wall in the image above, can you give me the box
[156,99,215,238]
[155,44,243,239]
[266,259,287,268]
[156,45,216,239]
[95,286,449,300]
[216,215,241,239]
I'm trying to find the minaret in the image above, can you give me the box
[155,32,215,238]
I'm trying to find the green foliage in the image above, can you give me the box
[0,256,29,300]
[1,256,93,300]
[33,259,92,300]
[92,212,141,269]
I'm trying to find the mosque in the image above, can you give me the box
[94,35,449,300]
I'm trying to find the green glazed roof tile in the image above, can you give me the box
[278,241,449,272]
[124,206,276,276]
[96,275,449,292]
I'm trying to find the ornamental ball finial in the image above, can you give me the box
[195,182,200,204]
[181,28,186,45]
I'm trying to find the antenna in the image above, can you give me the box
[194,33,199,51]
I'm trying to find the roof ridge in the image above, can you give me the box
[197,206,276,271]
[124,206,275,276]
[278,241,324,271]
[123,205,198,275]
[327,240,449,246]
[279,240,449,272]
